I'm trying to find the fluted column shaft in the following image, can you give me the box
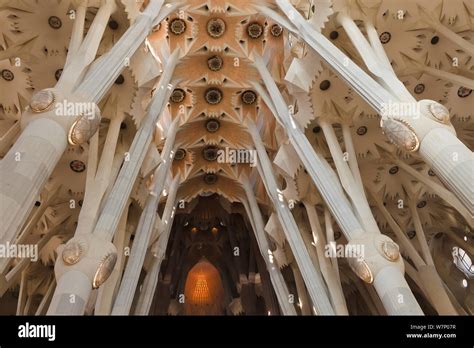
[0,0,170,244]
[111,126,179,315]
[247,121,334,315]
[272,0,473,214]
[252,52,423,315]
[47,52,180,315]
[241,184,296,315]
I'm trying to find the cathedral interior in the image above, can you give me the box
[0,0,473,316]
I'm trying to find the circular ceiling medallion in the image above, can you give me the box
[202,146,219,161]
[205,119,220,133]
[247,22,263,39]
[207,55,223,71]
[204,173,218,185]
[414,83,425,94]
[270,24,283,37]
[1,69,14,81]
[356,126,367,136]
[174,148,186,160]
[170,18,186,35]
[457,87,472,98]
[379,32,391,44]
[207,18,226,38]
[70,160,86,173]
[171,88,186,103]
[205,88,223,105]
[48,16,62,29]
[241,90,257,105]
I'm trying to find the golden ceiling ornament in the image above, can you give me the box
[205,119,220,133]
[207,55,223,71]
[380,240,400,262]
[204,173,218,185]
[174,148,186,160]
[205,88,223,105]
[381,118,420,152]
[67,106,101,146]
[30,89,56,113]
[62,239,87,265]
[207,18,226,38]
[170,88,186,103]
[169,18,186,35]
[270,24,283,37]
[202,146,219,161]
[348,257,374,284]
[429,102,450,124]
[247,22,263,39]
[241,90,257,105]
[92,252,117,289]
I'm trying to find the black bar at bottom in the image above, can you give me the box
[0,315,472,346]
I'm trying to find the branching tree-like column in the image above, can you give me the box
[246,119,334,315]
[111,122,179,315]
[241,181,297,315]
[258,0,473,215]
[0,0,169,245]
[114,174,180,315]
[252,52,423,315]
[134,177,180,315]
[47,50,180,315]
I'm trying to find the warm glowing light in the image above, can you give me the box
[184,260,225,315]
[192,276,211,303]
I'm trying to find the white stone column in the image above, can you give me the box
[252,53,424,315]
[74,0,166,102]
[0,119,66,244]
[241,183,297,315]
[133,176,180,315]
[46,52,180,315]
[0,0,173,244]
[112,173,179,315]
[418,127,473,215]
[251,57,364,241]
[92,50,180,242]
[266,0,474,214]
[246,120,334,315]
[134,255,161,315]
[149,175,180,259]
